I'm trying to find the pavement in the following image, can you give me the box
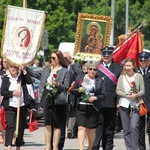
[0,118,149,150]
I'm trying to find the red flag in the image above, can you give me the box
[113,32,143,66]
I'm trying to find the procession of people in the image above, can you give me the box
[0,1,150,150]
[0,46,149,150]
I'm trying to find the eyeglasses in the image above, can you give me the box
[88,68,97,71]
[50,57,56,60]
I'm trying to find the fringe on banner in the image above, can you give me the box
[34,13,46,62]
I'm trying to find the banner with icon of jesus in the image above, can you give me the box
[1,5,46,65]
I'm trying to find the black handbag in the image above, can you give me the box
[41,88,75,105]
[54,91,75,105]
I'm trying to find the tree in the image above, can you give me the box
[0,0,150,61]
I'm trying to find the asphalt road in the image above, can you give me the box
[0,118,149,150]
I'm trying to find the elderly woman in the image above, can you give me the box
[71,60,105,150]
[1,63,33,150]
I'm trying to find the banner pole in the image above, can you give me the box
[23,0,27,8]
[14,82,21,138]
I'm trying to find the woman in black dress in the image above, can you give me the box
[71,60,105,150]
[40,51,70,150]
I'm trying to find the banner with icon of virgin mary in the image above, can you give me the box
[1,5,46,65]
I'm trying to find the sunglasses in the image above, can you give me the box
[50,57,56,60]
[88,68,97,71]
[10,66,18,68]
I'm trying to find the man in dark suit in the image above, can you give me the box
[63,52,83,83]
[62,52,82,141]
[138,52,150,150]
[92,46,122,150]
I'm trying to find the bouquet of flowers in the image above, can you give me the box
[77,79,98,111]
[127,81,139,111]
[78,86,89,101]
[127,81,138,95]
[45,74,58,97]
[78,87,95,101]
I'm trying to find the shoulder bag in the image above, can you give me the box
[54,91,75,105]
[138,98,147,116]
[54,83,75,105]
[41,88,75,105]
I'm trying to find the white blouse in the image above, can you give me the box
[119,73,139,108]
[47,66,62,84]
[82,76,95,95]
[79,75,95,105]
[8,74,24,108]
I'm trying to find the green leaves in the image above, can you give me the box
[45,82,58,97]
[78,87,89,101]
[1,0,150,56]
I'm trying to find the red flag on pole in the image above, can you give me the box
[113,32,143,66]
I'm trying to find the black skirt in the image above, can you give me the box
[43,95,66,128]
[76,104,100,128]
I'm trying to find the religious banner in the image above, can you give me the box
[1,5,46,65]
[74,13,112,62]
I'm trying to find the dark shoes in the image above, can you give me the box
[22,140,25,146]
[115,125,122,133]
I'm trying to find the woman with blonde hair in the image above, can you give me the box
[116,58,145,150]
[71,60,105,150]
[1,63,32,150]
